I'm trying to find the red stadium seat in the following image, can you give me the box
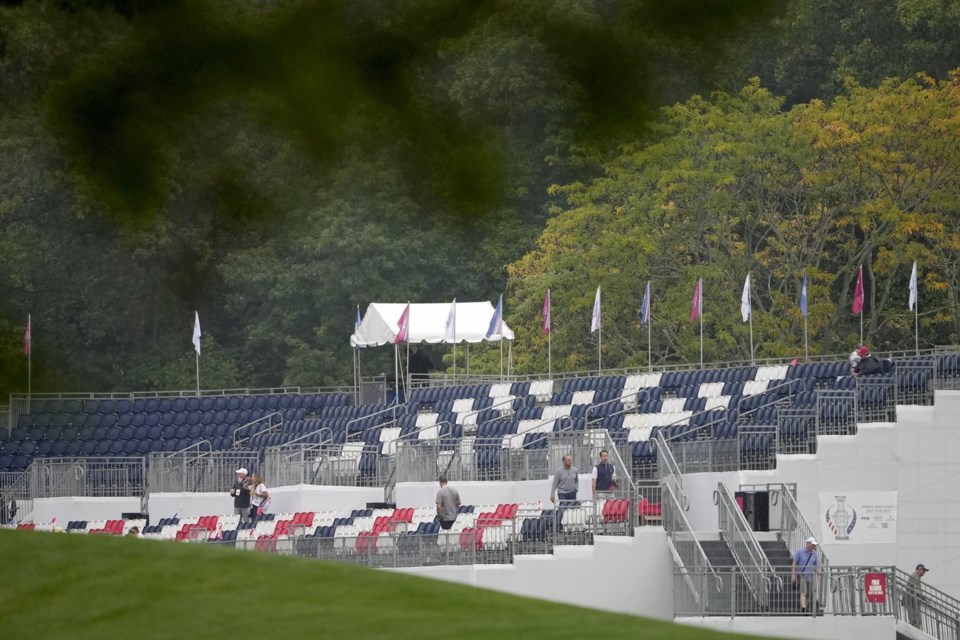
[16,523,35,530]
[255,535,278,553]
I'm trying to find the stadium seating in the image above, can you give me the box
[2,353,955,480]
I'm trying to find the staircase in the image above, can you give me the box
[758,538,803,613]
[699,536,762,614]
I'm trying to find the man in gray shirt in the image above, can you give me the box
[435,475,461,530]
[550,454,579,506]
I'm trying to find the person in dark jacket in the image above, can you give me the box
[853,346,883,377]
[230,468,252,523]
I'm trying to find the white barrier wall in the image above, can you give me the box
[395,476,594,509]
[147,485,384,521]
[679,615,895,640]
[31,497,142,525]
[737,390,960,599]
[392,528,675,620]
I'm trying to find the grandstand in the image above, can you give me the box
[3,350,960,640]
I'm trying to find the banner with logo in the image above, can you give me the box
[819,492,897,544]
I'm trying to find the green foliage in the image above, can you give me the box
[507,75,960,371]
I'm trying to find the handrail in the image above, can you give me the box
[715,483,779,608]
[655,430,686,504]
[344,403,409,442]
[662,482,723,607]
[585,388,651,427]
[778,484,829,570]
[232,411,283,448]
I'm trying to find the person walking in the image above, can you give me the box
[906,563,929,628]
[230,467,252,524]
[551,454,579,506]
[249,472,271,520]
[435,475,461,531]
[791,537,822,613]
[591,449,618,500]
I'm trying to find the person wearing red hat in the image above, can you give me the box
[852,345,883,377]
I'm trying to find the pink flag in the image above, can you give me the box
[852,266,864,315]
[690,278,702,322]
[24,315,31,356]
[542,289,551,335]
[395,304,410,344]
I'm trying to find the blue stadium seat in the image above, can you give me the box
[99,399,114,414]
[144,398,159,413]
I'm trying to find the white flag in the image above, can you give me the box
[590,286,601,333]
[908,261,918,311]
[444,299,457,342]
[741,273,752,322]
[192,311,202,355]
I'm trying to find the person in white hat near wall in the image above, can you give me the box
[230,468,252,524]
[791,537,822,613]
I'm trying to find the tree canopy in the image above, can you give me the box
[1,0,958,392]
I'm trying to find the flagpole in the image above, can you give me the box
[452,344,456,381]
[598,323,602,374]
[748,278,755,366]
[508,340,513,377]
[803,314,809,363]
[914,304,919,355]
[499,338,504,381]
[195,351,200,398]
[405,341,410,401]
[394,344,399,405]
[699,280,704,369]
[647,313,652,373]
[548,330,552,379]
[27,314,31,399]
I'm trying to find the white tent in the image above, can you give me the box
[350,301,514,348]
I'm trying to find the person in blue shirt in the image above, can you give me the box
[791,537,822,612]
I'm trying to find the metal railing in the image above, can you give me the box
[264,443,392,488]
[777,484,829,571]
[189,499,641,567]
[892,567,960,639]
[0,470,32,524]
[896,360,937,406]
[147,449,259,493]
[232,412,283,448]
[392,430,629,486]
[662,481,724,613]
[655,430,686,508]
[716,483,778,610]
[28,457,145,498]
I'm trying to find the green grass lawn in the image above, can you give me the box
[0,529,770,640]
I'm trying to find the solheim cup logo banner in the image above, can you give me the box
[825,495,857,540]
[819,492,897,544]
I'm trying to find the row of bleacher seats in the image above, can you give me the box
[25,393,352,417]
[17,497,656,555]
[2,354,958,475]
[17,408,308,430]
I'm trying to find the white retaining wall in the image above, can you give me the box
[392,527,675,620]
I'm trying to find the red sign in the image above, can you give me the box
[865,573,887,603]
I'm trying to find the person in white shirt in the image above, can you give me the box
[249,472,270,519]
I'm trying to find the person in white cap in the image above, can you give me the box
[230,468,252,524]
[791,537,822,612]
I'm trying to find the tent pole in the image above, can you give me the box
[499,338,504,381]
